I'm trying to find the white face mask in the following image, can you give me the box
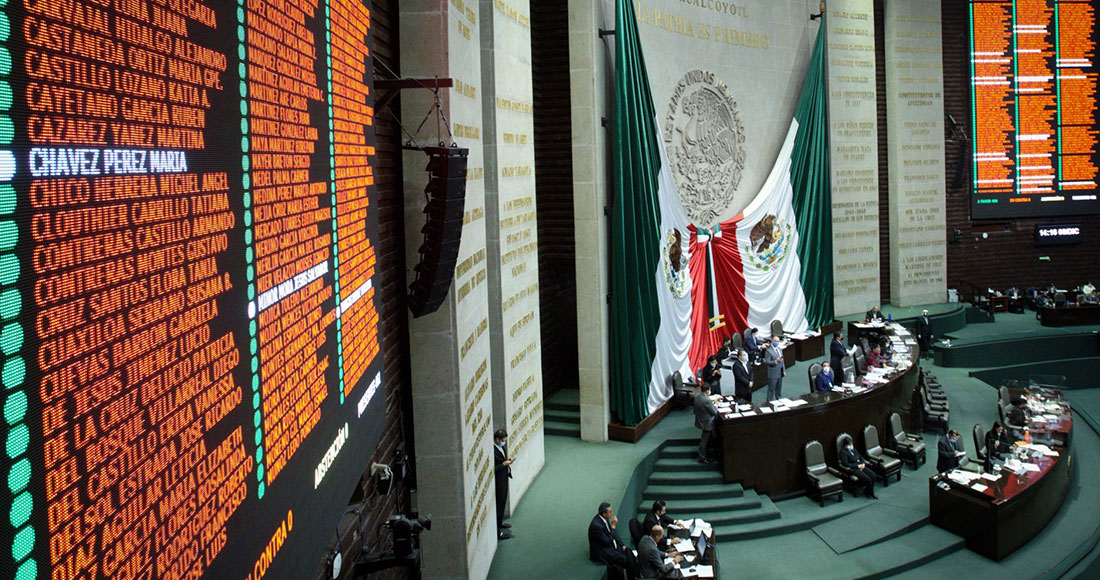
[822,366,830,373]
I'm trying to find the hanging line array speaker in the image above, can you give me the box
[409,146,469,317]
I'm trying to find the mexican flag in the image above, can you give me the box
[609,0,833,424]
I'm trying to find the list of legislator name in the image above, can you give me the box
[970,0,1100,218]
[886,0,947,307]
[827,0,881,315]
[487,0,545,504]
[1,2,386,580]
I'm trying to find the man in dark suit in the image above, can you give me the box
[937,429,966,473]
[1006,398,1029,438]
[916,309,933,357]
[694,383,718,463]
[839,438,877,498]
[815,362,834,392]
[764,337,785,402]
[716,337,732,361]
[984,422,1012,470]
[744,328,762,364]
[731,349,753,404]
[830,332,847,386]
[642,500,675,551]
[589,502,628,567]
[493,429,513,540]
[866,305,885,322]
[638,525,683,579]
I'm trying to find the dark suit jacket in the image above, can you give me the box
[985,430,1011,459]
[493,444,511,488]
[637,535,674,579]
[815,370,834,392]
[745,333,760,353]
[937,436,962,472]
[641,511,674,551]
[694,392,718,431]
[716,346,730,361]
[916,316,932,342]
[830,338,847,369]
[866,309,885,321]
[589,515,627,566]
[732,359,752,399]
[839,446,867,471]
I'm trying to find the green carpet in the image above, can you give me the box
[487,312,1100,579]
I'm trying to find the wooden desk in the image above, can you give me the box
[715,325,920,495]
[929,389,1073,560]
[1037,304,1100,327]
[792,332,825,361]
[989,295,1009,313]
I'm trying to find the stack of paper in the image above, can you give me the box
[981,472,1002,481]
[737,404,753,412]
[681,565,715,578]
[674,539,695,553]
[971,483,989,493]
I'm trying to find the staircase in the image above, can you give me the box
[544,389,581,437]
[636,439,780,539]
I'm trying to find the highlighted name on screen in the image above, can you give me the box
[29,147,189,177]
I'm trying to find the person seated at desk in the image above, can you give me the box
[830,332,848,386]
[815,362,835,392]
[1084,290,1099,305]
[589,502,629,567]
[864,345,885,371]
[866,305,886,322]
[985,421,1012,470]
[937,429,966,473]
[731,349,753,404]
[1007,398,1029,439]
[638,525,684,579]
[642,500,683,551]
[839,438,878,499]
[1083,281,1096,295]
[744,328,762,364]
[716,337,732,361]
[701,356,721,391]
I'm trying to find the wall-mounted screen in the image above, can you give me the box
[969,0,1100,219]
[0,2,386,579]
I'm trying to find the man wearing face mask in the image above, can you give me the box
[732,349,753,404]
[764,336,785,402]
[839,438,878,499]
[815,362,834,392]
[937,429,966,473]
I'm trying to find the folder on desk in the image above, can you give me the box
[674,539,695,553]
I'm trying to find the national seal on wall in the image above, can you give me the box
[664,69,746,226]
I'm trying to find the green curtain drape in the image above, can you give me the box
[609,0,662,426]
[791,23,835,329]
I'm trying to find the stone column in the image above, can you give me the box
[886,0,947,306]
[480,0,545,510]
[826,0,882,315]
[568,0,612,442]
[400,1,497,578]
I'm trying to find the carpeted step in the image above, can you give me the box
[659,445,703,459]
[701,501,782,528]
[545,389,579,412]
[545,408,580,423]
[642,483,744,500]
[543,419,580,438]
[647,470,724,486]
[638,490,762,516]
[653,457,720,472]
[715,499,868,541]
[845,524,965,580]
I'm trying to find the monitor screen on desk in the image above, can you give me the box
[697,531,709,560]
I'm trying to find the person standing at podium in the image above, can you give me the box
[764,337,785,402]
[937,430,966,473]
[830,332,847,386]
[732,349,753,404]
[694,383,718,463]
[916,310,933,357]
